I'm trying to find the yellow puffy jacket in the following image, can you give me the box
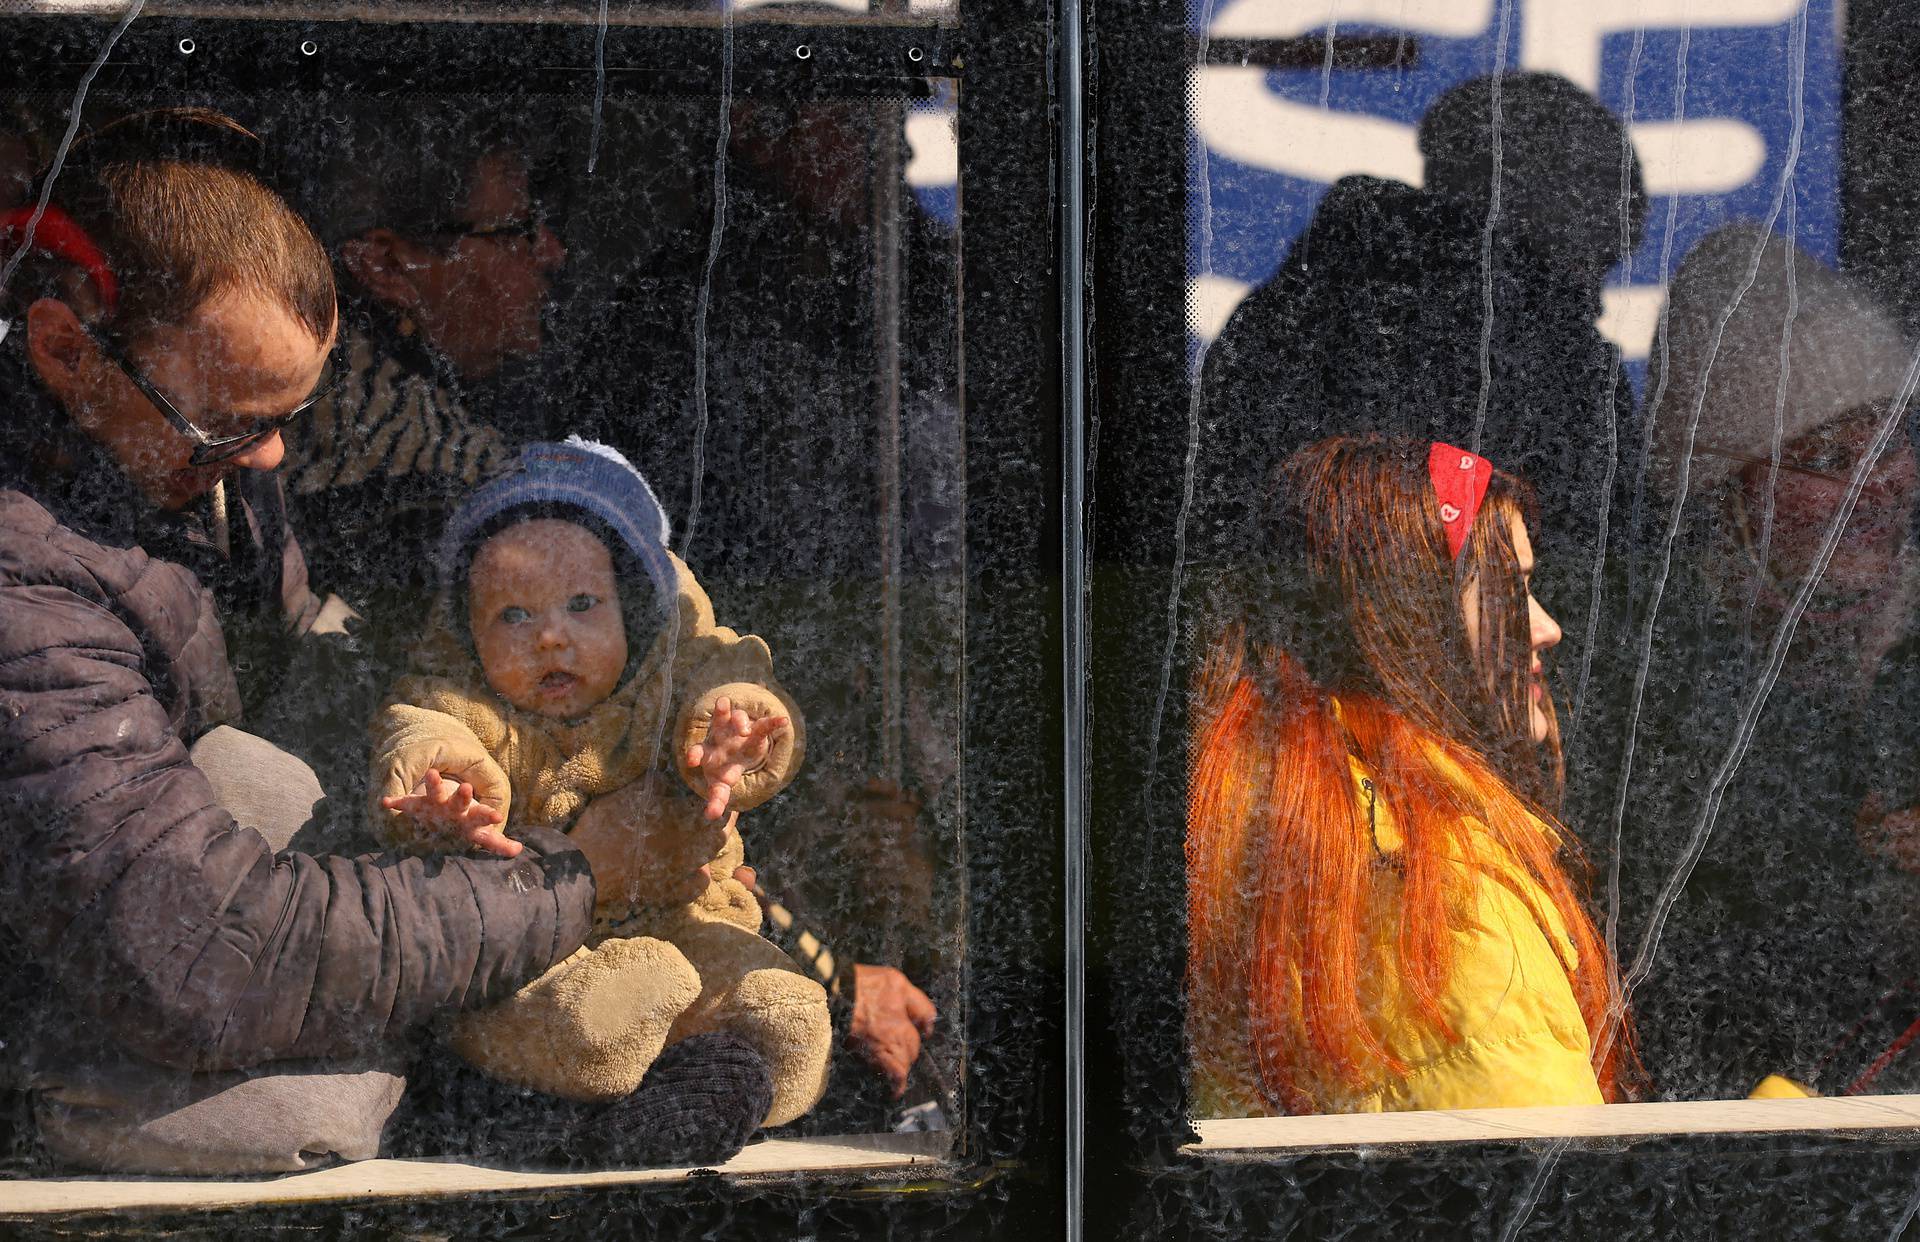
[1191,751,1603,1117]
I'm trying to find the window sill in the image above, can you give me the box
[0,1132,952,1219]
[1185,1094,1920,1153]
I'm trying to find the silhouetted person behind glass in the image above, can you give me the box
[713,92,959,1125]
[1608,225,1920,1101]
[1196,72,1646,663]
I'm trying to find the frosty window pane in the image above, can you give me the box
[1181,0,1920,1125]
[0,23,965,1176]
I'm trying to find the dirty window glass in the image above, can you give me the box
[0,10,964,1180]
[1183,0,1920,1125]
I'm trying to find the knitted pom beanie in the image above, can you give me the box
[437,436,677,622]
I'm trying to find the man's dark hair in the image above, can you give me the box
[7,106,335,343]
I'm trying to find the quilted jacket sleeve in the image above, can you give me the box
[0,548,597,1073]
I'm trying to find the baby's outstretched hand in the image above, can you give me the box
[686,696,790,822]
[380,768,520,857]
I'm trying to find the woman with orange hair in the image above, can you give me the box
[1187,436,1630,1117]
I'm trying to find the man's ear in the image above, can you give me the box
[340,229,424,311]
[24,297,94,406]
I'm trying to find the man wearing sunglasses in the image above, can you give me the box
[0,110,709,1175]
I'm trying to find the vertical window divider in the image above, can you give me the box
[1060,0,1089,1235]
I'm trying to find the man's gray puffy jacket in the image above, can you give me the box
[0,423,596,1073]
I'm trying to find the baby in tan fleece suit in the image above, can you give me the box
[372,438,830,1128]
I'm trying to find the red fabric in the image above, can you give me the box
[1428,441,1494,560]
[1843,1017,1920,1096]
[0,204,119,313]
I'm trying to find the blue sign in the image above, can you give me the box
[1188,0,1840,387]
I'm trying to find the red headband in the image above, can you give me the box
[0,204,119,314]
[1429,441,1494,560]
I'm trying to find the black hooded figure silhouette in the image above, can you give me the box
[1193,71,1648,660]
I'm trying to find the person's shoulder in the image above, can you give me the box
[1341,848,1602,1111]
[0,485,158,608]
[0,487,92,580]
[1304,175,1435,244]
[0,486,56,540]
[664,550,720,630]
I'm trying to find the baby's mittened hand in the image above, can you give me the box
[380,767,520,857]
[686,695,790,822]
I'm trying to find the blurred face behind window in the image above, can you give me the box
[400,150,565,380]
[1740,409,1919,597]
[28,286,334,511]
[730,100,871,231]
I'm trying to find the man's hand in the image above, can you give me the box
[571,775,729,912]
[1858,793,1920,873]
[379,768,518,857]
[733,864,771,915]
[686,695,790,821]
[846,963,938,1099]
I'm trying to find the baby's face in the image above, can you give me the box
[468,518,628,719]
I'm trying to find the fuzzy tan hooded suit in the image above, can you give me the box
[371,439,830,1126]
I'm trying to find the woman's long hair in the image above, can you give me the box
[1187,436,1627,1113]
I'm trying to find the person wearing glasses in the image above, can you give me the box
[0,108,771,1175]
[277,106,566,672]
[1598,223,1920,1101]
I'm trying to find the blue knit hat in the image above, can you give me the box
[437,437,676,621]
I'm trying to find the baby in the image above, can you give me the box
[371,438,831,1127]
